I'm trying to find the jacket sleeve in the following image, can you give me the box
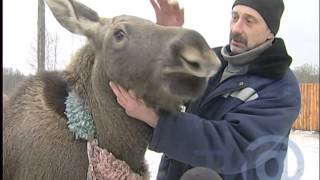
[148,77,301,174]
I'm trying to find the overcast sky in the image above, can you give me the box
[3,0,319,75]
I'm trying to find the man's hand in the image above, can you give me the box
[109,82,159,128]
[150,0,184,26]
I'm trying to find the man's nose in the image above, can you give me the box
[231,19,245,34]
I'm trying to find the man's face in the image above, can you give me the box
[229,5,274,54]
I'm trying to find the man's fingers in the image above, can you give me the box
[109,82,122,98]
[110,82,130,104]
[180,8,184,17]
[110,82,128,107]
[158,0,169,9]
[110,81,142,106]
[110,82,149,118]
[170,1,180,11]
[170,0,183,15]
[160,0,178,14]
[129,90,146,105]
[171,2,183,21]
[175,7,184,25]
[116,96,127,108]
[150,0,160,14]
[128,90,137,99]
[117,84,135,103]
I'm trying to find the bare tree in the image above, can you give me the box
[3,68,27,96]
[45,31,59,71]
[293,63,319,83]
[37,0,46,73]
[27,39,38,73]
[28,29,60,73]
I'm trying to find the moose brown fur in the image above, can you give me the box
[3,0,220,179]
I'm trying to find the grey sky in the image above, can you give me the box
[3,0,319,75]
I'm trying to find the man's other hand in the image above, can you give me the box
[150,0,184,26]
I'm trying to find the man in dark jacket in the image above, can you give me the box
[110,0,301,179]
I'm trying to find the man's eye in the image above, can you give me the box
[246,18,255,24]
[231,15,238,22]
[114,29,125,41]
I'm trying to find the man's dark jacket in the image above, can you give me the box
[149,38,301,180]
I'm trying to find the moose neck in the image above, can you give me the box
[65,44,153,174]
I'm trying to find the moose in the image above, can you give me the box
[3,0,220,179]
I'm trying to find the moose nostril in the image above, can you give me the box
[181,56,200,69]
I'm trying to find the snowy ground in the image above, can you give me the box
[145,130,319,180]
[282,130,319,180]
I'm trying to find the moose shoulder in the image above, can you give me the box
[3,0,221,179]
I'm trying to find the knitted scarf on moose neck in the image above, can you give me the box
[64,91,96,140]
[64,91,149,180]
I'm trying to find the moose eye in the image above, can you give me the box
[114,29,126,41]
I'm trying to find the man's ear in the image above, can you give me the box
[267,29,275,40]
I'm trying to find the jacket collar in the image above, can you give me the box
[201,38,292,107]
[247,38,292,79]
[221,39,273,66]
[214,38,292,80]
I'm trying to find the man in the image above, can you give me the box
[110,0,301,179]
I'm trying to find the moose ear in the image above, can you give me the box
[45,0,101,38]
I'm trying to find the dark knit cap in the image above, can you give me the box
[232,0,284,35]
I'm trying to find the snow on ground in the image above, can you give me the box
[281,130,319,180]
[145,130,319,180]
[145,150,163,179]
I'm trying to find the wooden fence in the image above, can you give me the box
[292,83,319,131]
